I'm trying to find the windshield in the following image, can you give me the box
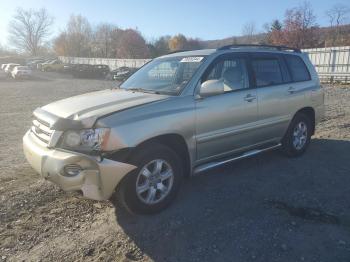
[120,56,206,95]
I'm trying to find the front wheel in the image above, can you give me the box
[281,113,312,157]
[117,143,183,214]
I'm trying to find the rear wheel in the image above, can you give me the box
[281,113,312,157]
[117,143,183,214]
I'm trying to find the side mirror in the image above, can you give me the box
[200,79,224,96]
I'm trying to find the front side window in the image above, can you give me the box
[202,57,249,92]
[252,58,283,87]
[285,55,311,82]
[121,56,205,95]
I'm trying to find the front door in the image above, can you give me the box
[195,54,258,163]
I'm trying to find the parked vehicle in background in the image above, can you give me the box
[4,63,21,74]
[93,64,110,78]
[42,60,66,72]
[1,63,9,70]
[11,66,32,79]
[109,66,138,81]
[62,64,73,73]
[27,59,45,69]
[23,45,324,214]
[71,64,92,78]
[71,64,110,78]
[36,59,56,70]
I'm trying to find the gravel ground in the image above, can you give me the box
[0,72,349,262]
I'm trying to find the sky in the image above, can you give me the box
[0,0,349,47]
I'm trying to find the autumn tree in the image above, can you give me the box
[168,34,187,51]
[53,15,93,57]
[168,34,202,51]
[53,32,69,55]
[282,1,319,48]
[8,8,53,55]
[116,29,149,58]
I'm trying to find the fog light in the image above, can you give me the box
[63,164,82,177]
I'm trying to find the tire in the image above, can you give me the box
[117,143,183,214]
[281,113,312,157]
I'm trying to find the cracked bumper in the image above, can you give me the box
[23,130,137,200]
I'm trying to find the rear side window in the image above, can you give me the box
[284,55,311,82]
[251,58,283,87]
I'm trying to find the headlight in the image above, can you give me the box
[64,131,81,147]
[60,128,110,152]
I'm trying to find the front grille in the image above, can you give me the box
[31,117,53,145]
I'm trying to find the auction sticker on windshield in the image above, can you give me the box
[180,57,204,63]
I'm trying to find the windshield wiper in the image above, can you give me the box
[127,88,161,94]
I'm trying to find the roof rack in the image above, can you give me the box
[217,44,301,53]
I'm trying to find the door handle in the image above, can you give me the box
[244,94,256,102]
[287,87,296,94]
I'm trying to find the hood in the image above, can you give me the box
[41,89,169,120]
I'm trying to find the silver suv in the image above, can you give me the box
[23,45,324,214]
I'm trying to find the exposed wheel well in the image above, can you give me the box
[295,107,315,135]
[132,134,191,177]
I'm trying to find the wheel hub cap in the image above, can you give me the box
[136,159,174,205]
[293,121,307,150]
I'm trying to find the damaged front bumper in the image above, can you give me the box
[23,130,137,200]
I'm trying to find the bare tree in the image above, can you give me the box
[109,28,125,58]
[92,23,116,58]
[54,15,93,57]
[66,15,92,57]
[8,8,53,55]
[153,36,171,56]
[326,3,350,27]
[241,22,257,43]
[325,3,350,46]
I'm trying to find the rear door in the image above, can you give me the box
[251,53,311,143]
